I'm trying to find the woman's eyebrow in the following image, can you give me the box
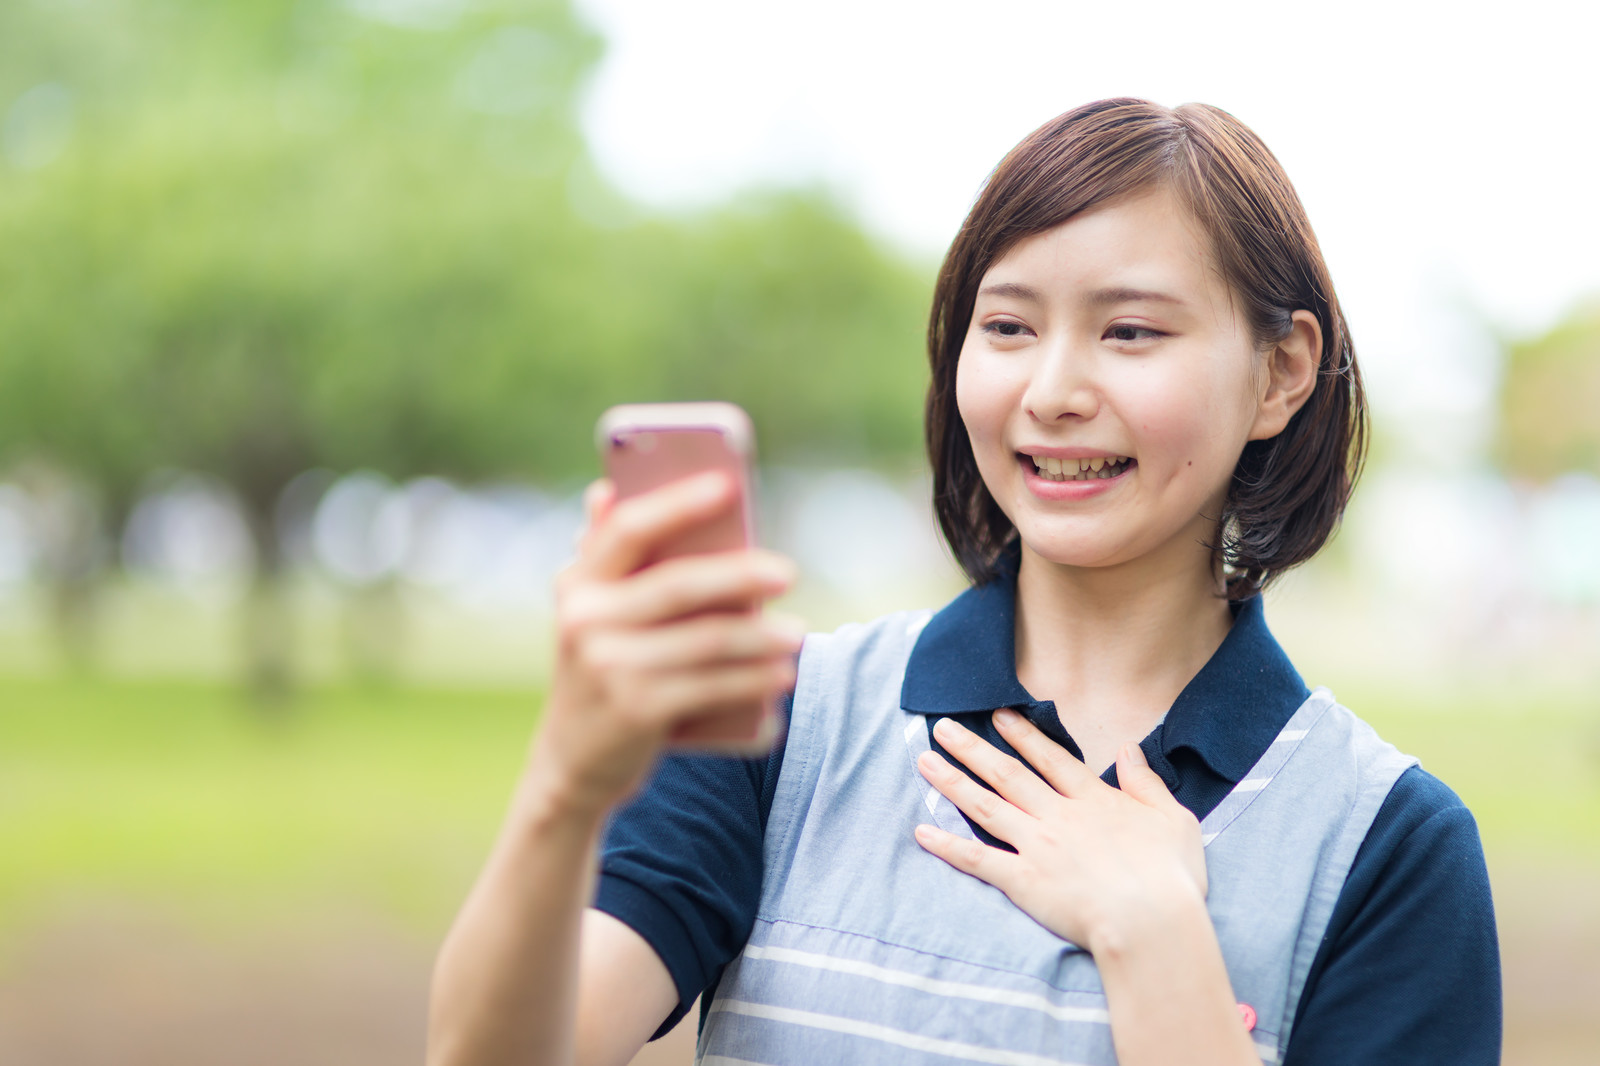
[976,283,1187,307]
[1084,286,1184,307]
[976,281,1043,302]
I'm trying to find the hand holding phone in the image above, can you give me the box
[584,402,792,756]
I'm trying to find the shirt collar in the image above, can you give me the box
[900,553,1309,784]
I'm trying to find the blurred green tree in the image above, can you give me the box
[0,0,931,696]
[1497,302,1600,480]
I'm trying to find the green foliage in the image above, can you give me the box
[595,195,931,470]
[1496,301,1600,480]
[0,0,932,528]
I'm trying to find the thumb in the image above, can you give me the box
[1115,742,1174,807]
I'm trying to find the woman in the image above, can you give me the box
[427,99,1500,1066]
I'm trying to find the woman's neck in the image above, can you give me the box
[1013,541,1234,777]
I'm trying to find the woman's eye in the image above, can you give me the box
[983,320,1030,338]
[1107,324,1160,343]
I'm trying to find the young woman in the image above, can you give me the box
[426,99,1501,1066]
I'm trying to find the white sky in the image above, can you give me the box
[574,0,1600,454]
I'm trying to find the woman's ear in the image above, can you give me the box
[1248,310,1321,441]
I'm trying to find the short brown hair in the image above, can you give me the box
[926,98,1366,598]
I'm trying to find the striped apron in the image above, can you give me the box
[696,610,1417,1065]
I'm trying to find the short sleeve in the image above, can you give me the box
[592,695,788,1040]
[1285,766,1501,1064]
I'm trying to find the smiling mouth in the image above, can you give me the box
[1020,454,1136,482]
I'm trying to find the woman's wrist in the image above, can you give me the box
[1084,874,1205,964]
[518,683,658,831]
[515,747,617,843]
[1092,888,1260,1066]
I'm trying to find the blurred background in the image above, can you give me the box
[0,0,1596,1063]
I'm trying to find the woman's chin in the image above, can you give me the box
[1016,515,1220,580]
[1016,535,1133,573]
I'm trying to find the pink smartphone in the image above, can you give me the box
[594,402,783,754]
[596,402,757,566]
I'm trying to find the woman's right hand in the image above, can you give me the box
[528,471,801,821]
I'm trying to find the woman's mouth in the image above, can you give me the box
[1020,453,1136,482]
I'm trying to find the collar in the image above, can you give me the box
[900,555,1309,785]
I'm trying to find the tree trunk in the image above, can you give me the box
[239,494,295,712]
[17,465,108,673]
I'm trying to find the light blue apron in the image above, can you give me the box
[696,611,1417,1065]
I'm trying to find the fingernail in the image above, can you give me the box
[994,708,1019,726]
[934,717,957,738]
[758,556,797,586]
[765,615,807,646]
[1123,742,1148,767]
[692,471,731,499]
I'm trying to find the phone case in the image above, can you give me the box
[597,402,757,566]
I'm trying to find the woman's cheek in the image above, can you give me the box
[1122,350,1241,465]
[954,351,1014,452]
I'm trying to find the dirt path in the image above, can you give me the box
[1494,858,1600,1064]
[0,909,430,1066]
[0,905,701,1066]
[2,860,1594,1065]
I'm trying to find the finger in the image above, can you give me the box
[576,550,795,629]
[1115,742,1177,808]
[913,823,1020,889]
[916,748,1031,844]
[581,471,738,579]
[931,716,1061,815]
[641,658,797,728]
[991,707,1101,799]
[585,613,804,673]
[582,480,617,547]
[667,700,783,750]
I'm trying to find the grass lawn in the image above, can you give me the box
[2,673,1598,949]
[0,676,538,945]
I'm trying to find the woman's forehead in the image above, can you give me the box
[977,186,1228,310]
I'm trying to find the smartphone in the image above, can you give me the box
[594,402,783,754]
[596,402,757,566]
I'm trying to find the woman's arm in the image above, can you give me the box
[1283,770,1500,1064]
[426,473,799,1066]
[428,771,676,1066]
[913,713,1259,1066]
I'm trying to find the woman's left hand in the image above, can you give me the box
[914,709,1207,954]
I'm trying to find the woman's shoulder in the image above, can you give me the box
[1348,759,1487,902]
[1375,762,1473,828]
[1293,693,1487,878]
[1312,694,1477,831]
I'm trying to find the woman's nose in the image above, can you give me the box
[1021,340,1099,423]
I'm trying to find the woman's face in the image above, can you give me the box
[955,184,1278,579]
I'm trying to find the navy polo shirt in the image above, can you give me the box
[596,572,1501,1063]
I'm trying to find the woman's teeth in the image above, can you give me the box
[1029,455,1132,481]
